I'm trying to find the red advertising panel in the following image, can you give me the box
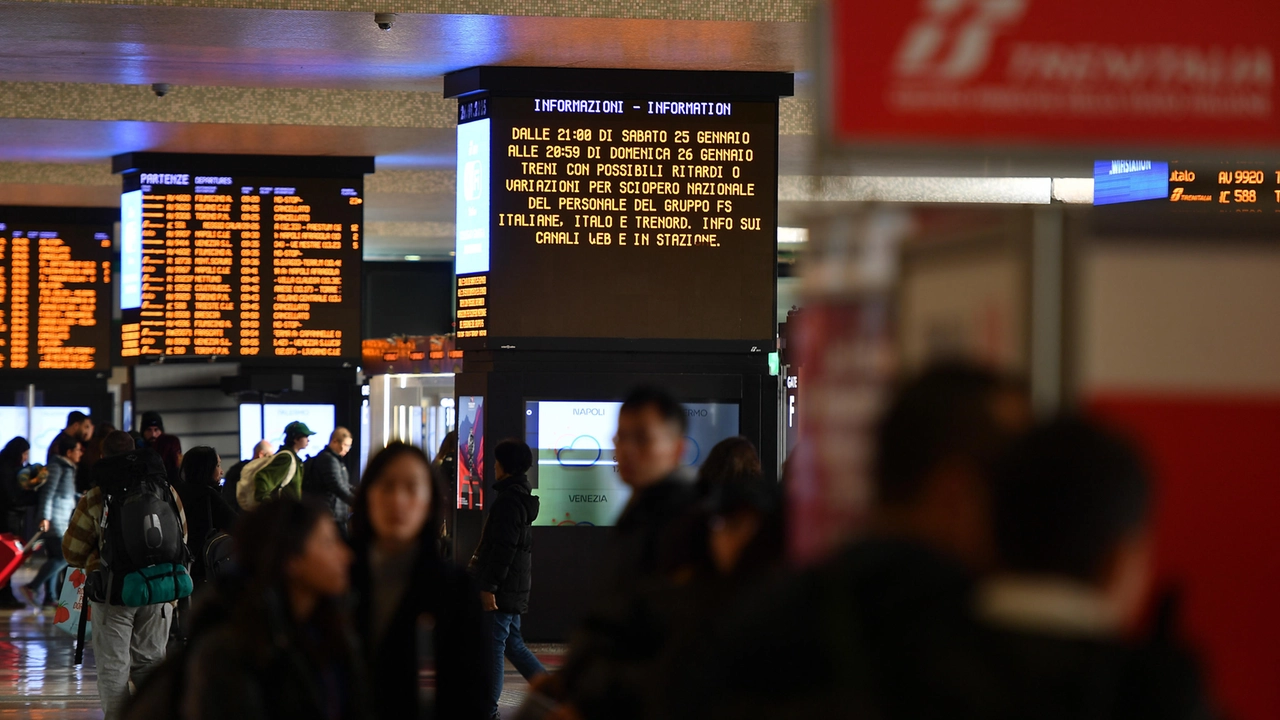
[828,0,1280,146]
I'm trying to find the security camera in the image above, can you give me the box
[151,83,171,98]
[374,12,396,30]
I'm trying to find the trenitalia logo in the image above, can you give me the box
[892,0,1274,89]
[894,0,1027,81]
[1170,188,1213,202]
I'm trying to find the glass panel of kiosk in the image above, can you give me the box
[524,399,740,527]
[239,403,336,462]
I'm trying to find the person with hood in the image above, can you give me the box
[469,439,546,719]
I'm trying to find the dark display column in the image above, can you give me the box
[446,68,792,640]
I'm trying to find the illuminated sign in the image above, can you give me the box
[0,208,114,371]
[1165,163,1280,213]
[452,93,780,348]
[456,118,491,276]
[1093,160,1168,206]
[114,155,370,361]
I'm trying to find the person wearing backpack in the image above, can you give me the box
[63,436,192,720]
[175,447,237,588]
[469,439,546,720]
[236,421,313,510]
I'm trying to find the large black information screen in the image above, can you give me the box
[0,208,114,371]
[455,91,779,348]
[119,169,363,360]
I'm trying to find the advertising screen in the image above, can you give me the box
[238,403,336,462]
[0,407,27,451]
[119,169,363,361]
[0,210,114,371]
[525,400,740,526]
[30,406,91,463]
[458,396,485,510]
[455,96,778,346]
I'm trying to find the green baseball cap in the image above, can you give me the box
[284,421,317,437]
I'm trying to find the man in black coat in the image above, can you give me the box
[303,427,355,531]
[470,439,545,720]
[545,386,699,720]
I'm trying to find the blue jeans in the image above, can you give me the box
[489,612,546,716]
[29,531,67,597]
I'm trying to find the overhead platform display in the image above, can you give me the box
[114,153,372,362]
[446,67,793,352]
[0,206,115,372]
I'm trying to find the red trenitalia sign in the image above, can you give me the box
[827,0,1280,146]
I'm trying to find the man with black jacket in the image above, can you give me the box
[303,427,355,531]
[469,439,546,720]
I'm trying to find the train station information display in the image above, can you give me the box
[0,207,114,371]
[114,154,372,361]
[447,68,793,350]
[1095,160,1280,212]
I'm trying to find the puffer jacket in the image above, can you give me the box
[468,474,540,614]
[302,447,354,526]
[38,454,79,533]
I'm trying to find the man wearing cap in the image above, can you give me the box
[252,421,315,503]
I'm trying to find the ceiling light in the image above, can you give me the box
[404,254,421,261]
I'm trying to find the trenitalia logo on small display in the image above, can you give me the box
[829,0,1280,145]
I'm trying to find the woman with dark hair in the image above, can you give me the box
[23,434,82,605]
[0,437,31,607]
[350,441,489,720]
[177,446,238,585]
[694,436,763,495]
[183,498,369,720]
[151,433,183,486]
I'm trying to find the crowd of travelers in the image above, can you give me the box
[0,362,1218,719]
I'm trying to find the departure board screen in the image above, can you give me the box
[456,96,778,346]
[120,173,363,360]
[1165,162,1280,213]
[0,211,113,371]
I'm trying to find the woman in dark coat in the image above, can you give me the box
[176,447,238,584]
[183,497,371,720]
[349,442,490,720]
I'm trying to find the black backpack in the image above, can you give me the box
[94,451,192,606]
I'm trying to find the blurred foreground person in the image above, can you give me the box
[470,439,547,719]
[534,386,698,720]
[694,435,762,495]
[662,362,1029,720]
[974,418,1216,720]
[350,442,489,720]
[183,498,368,720]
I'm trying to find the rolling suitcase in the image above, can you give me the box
[0,532,42,586]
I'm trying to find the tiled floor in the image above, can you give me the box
[0,608,563,718]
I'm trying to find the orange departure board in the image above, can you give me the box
[115,154,372,362]
[0,208,114,372]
